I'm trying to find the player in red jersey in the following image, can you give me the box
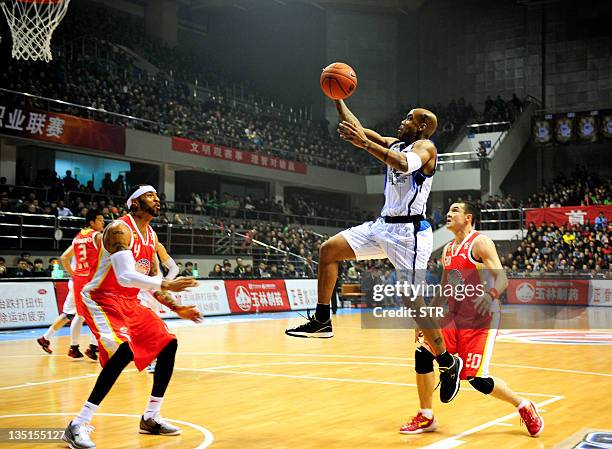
[400,201,544,437]
[36,209,104,359]
[63,185,203,449]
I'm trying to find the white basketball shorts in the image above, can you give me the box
[62,279,77,316]
[340,217,433,283]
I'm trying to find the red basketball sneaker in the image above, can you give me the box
[519,401,544,437]
[36,336,52,354]
[399,412,439,434]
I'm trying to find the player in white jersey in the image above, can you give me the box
[286,100,463,403]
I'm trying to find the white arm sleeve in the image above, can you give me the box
[163,257,179,280]
[399,151,424,174]
[110,250,163,291]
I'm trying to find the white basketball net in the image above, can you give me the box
[1,0,70,62]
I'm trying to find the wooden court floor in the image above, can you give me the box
[1,312,611,449]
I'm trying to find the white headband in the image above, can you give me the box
[127,185,157,209]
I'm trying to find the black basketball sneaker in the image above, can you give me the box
[439,354,463,403]
[285,313,333,338]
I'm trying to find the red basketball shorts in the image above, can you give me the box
[81,292,176,371]
[425,313,499,380]
[71,275,89,317]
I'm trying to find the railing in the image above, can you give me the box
[437,150,480,170]
[479,208,524,230]
[59,36,313,124]
[0,88,356,173]
[0,212,327,263]
[363,150,482,174]
[3,185,363,229]
[160,204,363,229]
[466,121,511,158]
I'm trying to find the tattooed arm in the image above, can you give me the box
[153,290,203,322]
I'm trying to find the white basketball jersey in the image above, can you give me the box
[380,140,436,217]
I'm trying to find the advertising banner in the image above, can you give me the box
[285,279,318,310]
[0,101,125,154]
[224,279,290,313]
[525,205,612,227]
[507,278,590,306]
[589,280,612,307]
[0,281,58,329]
[157,280,231,317]
[172,136,307,174]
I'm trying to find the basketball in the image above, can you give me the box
[320,62,357,100]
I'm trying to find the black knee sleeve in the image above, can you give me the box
[468,376,494,394]
[415,346,435,374]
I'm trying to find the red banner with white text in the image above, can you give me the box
[0,101,125,154]
[224,279,290,313]
[525,205,612,227]
[172,136,307,174]
[507,278,590,306]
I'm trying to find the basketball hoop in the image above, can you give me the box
[1,0,70,62]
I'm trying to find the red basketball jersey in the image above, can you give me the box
[84,215,157,300]
[71,228,101,278]
[441,230,492,327]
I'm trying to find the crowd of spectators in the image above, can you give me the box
[0,253,60,278]
[188,191,371,222]
[0,173,370,226]
[429,168,610,230]
[0,0,374,173]
[483,93,524,123]
[522,167,611,208]
[503,222,610,274]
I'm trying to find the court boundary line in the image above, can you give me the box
[176,362,561,398]
[176,351,612,378]
[0,357,566,448]
[418,395,564,449]
[0,413,214,449]
[4,351,612,376]
[0,369,137,391]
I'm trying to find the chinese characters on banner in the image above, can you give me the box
[285,279,318,310]
[224,280,290,313]
[589,280,612,307]
[507,279,590,306]
[0,102,125,154]
[525,205,612,227]
[0,282,58,329]
[157,280,231,317]
[172,136,307,174]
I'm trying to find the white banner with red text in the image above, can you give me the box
[156,279,232,317]
[0,282,58,329]
[285,279,318,310]
[589,280,612,307]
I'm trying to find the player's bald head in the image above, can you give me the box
[412,108,438,138]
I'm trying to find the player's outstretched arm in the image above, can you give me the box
[335,100,396,147]
[153,290,203,323]
[471,236,508,315]
[338,121,435,172]
[147,245,203,322]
